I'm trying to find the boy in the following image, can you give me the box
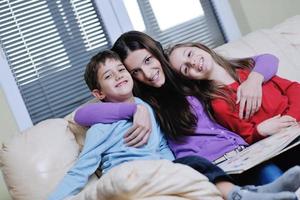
[48,50,299,200]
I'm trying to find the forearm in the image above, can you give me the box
[74,103,137,126]
[252,54,279,82]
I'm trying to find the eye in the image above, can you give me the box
[119,67,126,72]
[145,56,152,64]
[104,74,112,80]
[187,51,192,57]
[131,69,141,77]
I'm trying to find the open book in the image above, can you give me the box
[217,126,300,174]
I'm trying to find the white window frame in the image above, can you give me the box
[94,0,133,43]
[211,0,242,41]
[0,47,33,131]
[1,0,240,132]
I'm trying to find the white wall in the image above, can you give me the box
[229,0,300,35]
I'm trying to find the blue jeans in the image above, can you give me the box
[173,156,283,186]
[232,162,283,186]
[256,162,283,185]
[173,156,233,183]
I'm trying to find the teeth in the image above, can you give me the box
[116,80,127,87]
[200,57,203,67]
[151,71,159,81]
[199,57,204,71]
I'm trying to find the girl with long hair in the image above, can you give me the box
[166,42,300,171]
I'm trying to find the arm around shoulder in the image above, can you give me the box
[74,102,137,126]
[252,53,279,82]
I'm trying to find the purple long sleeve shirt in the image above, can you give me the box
[75,103,137,126]
[75,54,279,161]
[168,96,247,161]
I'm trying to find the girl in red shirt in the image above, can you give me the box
[166,42,300,145]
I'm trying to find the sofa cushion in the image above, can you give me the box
[0,118,79,200]
[64,98,100,150]
[70,160,222,200]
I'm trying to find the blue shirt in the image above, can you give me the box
[48,97,174,200]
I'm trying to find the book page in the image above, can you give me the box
[217,125,300,174]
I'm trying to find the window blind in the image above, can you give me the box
[136,0,225,48]
[0,0,111,124]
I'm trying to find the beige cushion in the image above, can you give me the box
[64,111,88,150]
[0,118,79,200]
[70,160,222,200]
[64,98,100,150]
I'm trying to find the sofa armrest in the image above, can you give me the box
[0,118,80,200]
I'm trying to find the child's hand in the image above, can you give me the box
[124,104,151,147]
[237,71,264,120]
[257,115,297,136]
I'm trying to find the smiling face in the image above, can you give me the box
[168,46,215,80]
[123,49,166,88]
[93,58,134,103]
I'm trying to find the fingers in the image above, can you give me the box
[124,125,138,138]
[236,87,241,104]
[125,127,146,146]
[250,98,258,117]
[244,97,254,120]
[132,131,150,148]
[280,115,297,122]
[124,125,151,147]
[239,97,246,119]
[131,104,152,146]
[279,116,297,127]
[244,94,263,119]
[279,121,298,128]
[256,95,262,112]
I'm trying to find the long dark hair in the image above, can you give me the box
[112,32,254,141]
[165,42,255,118]
[112,31,198,140]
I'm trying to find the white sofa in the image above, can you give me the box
[215,15,300,82]
[1,15,300,200]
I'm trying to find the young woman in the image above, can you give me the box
[76,31,284,185]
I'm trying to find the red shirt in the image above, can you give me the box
[211,69,300,144]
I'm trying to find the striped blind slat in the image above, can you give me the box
[0,0,111,124]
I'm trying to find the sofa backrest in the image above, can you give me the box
[215,15,300,82]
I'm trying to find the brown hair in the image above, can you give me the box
[84,50,121,91]
[165,42,255,114]
[112,31,198,140]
